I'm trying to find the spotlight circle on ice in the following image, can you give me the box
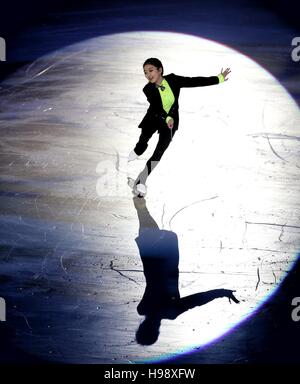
[1,31,299,363]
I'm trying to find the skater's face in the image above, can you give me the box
[143,64,163,85]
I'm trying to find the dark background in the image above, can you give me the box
[0,0,299,87]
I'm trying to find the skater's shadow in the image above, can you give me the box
[133,197,239,346]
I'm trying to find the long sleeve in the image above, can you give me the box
[172,74,219,88]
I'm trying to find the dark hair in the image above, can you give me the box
[143,58,164,75]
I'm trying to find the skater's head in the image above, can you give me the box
[143,58,164,85]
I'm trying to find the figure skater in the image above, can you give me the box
[128,58,231,196]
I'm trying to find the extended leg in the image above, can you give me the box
[136,128,175,185]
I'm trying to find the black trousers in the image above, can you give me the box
[134,126,175,185]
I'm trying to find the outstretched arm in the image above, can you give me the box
[175,74,219,88]
[172,289,239,318]
[174,67,231,88]
[165,68,231,130]
[218,67,231,83]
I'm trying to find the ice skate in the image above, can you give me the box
[127,177,147,197]
[135,183,147,197]
[128,150,139,162]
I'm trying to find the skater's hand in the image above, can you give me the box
[220,67,231,81]
[167,117,174,129]
[222,289,239,304]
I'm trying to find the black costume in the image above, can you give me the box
[134,73,220,185]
